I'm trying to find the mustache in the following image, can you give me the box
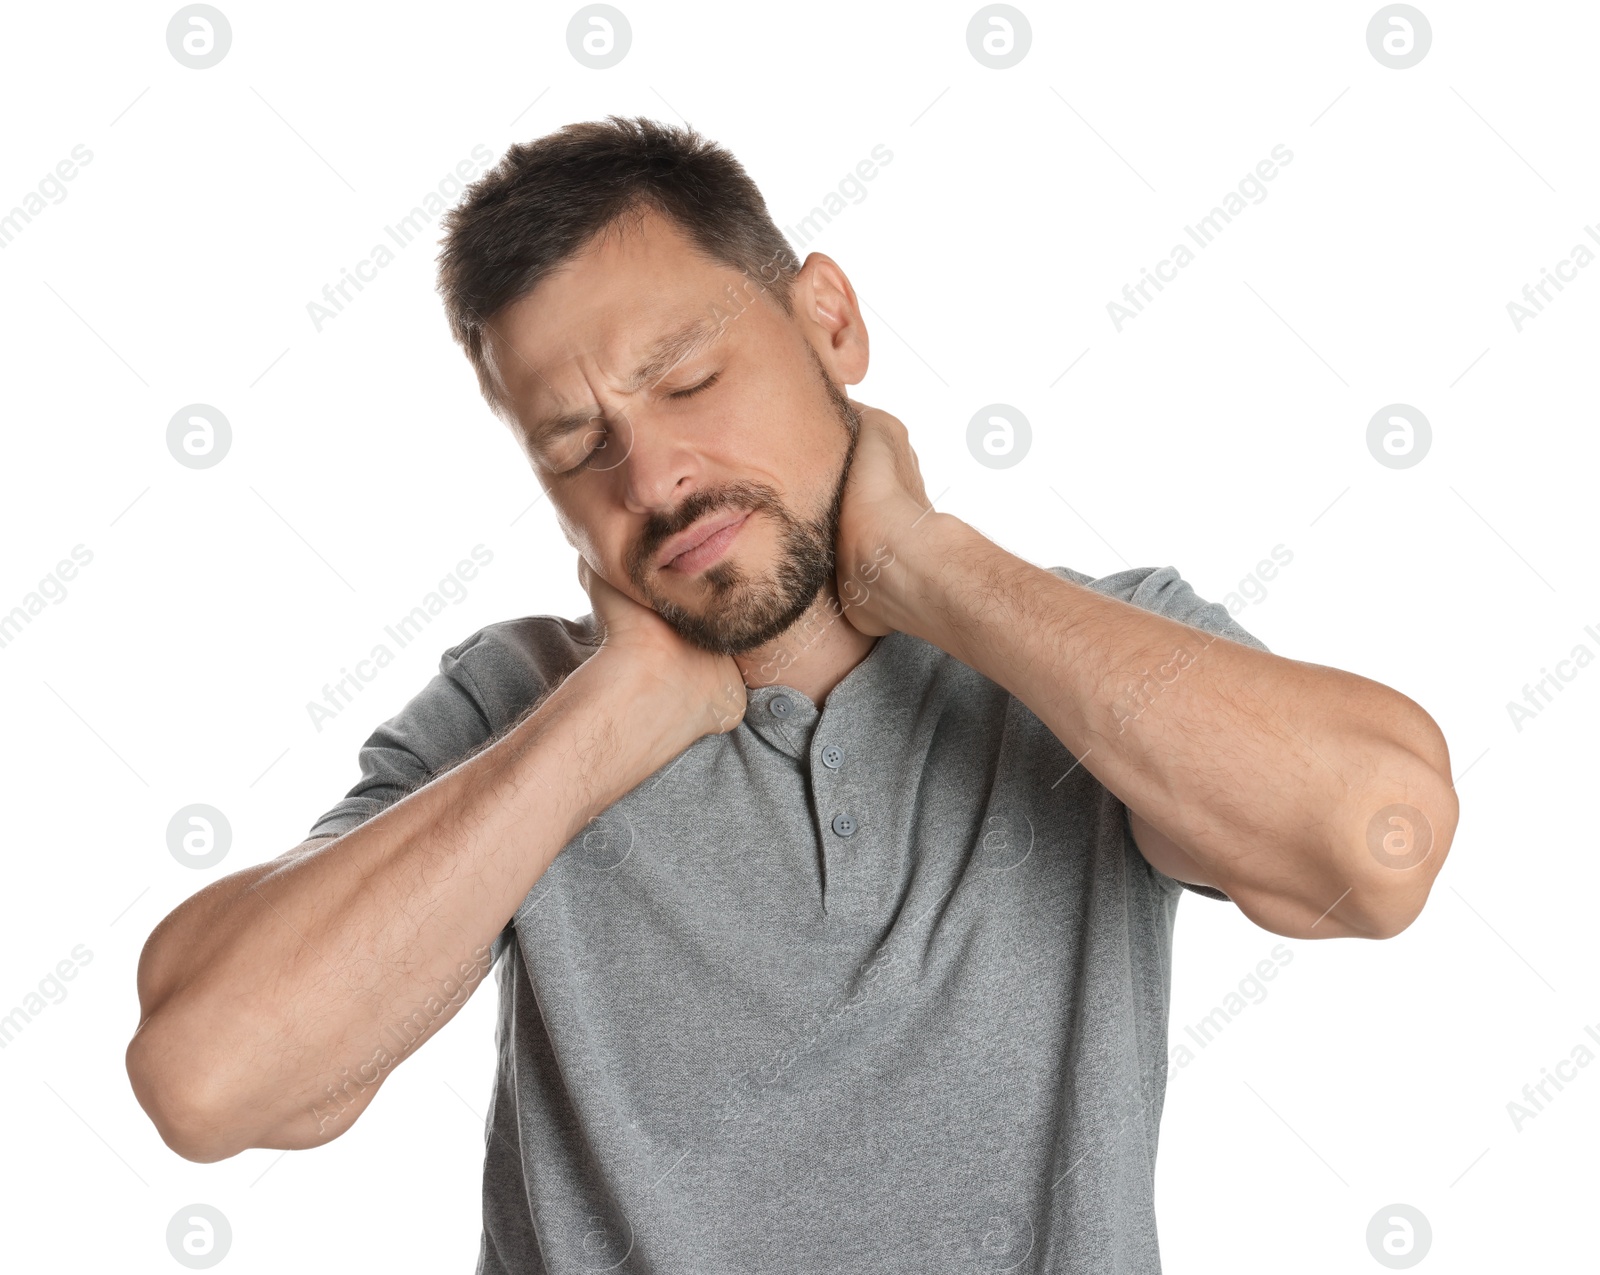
[629,482,780,572]
[626,364,858,581]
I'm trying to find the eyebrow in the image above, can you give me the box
[525,316,724,452]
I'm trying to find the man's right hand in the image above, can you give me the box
[577,553,747,739]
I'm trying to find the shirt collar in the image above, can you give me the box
[739,633,904,761]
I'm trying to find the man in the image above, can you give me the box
[126,116,1458,1273]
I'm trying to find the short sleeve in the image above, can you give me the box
[305,623,569,966]
[307,662,494,839]
[1049,564,1270,903]
[1047,563,1271,656]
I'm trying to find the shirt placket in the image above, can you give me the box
[806,707,882,920]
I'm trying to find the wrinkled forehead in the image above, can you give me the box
[486,217,784,418]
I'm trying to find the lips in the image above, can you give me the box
[657,509,750,570]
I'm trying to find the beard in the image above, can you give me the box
[625,347,860,656]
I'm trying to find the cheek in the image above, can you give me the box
[562,505,636,586]
[551,504,582,550]
[722,387,820,475]
[550,499,614,576]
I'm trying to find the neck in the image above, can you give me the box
[734,581,879,705]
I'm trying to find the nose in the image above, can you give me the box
[612,405,701,515]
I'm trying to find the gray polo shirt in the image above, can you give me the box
[308,563,1267,1274]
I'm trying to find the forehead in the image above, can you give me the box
[487,209,756,413]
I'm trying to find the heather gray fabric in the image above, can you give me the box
[308,563,1267,1274]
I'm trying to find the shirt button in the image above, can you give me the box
[770,695,792,718]
[820,744,843,769]
[831,813,856,838]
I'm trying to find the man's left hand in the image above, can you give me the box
[834,400,950,638]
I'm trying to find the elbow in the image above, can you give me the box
[1340,764,1460,940]
[125,1020,253,1163]
[1344,893,1428,941]
[1243,750,1459,942]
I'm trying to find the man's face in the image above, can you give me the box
[485,208,862,655]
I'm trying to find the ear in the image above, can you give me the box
[793,253,869,386]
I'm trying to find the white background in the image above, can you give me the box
[1,0,1594,1270]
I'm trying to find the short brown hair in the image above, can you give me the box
[436,115,802,420]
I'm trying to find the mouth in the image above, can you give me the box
[657,509,753,574]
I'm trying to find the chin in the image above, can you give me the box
[656,567,823,657]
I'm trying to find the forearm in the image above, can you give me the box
[127,649,695,1160]
[890,516,1456,935]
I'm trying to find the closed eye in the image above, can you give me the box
[554,373,719,476]
[549,421,610,478]
[668,372,720,400]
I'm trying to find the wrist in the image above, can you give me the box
[555,647,692,772]
[588,642,739,749]
[878,511,982,646]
